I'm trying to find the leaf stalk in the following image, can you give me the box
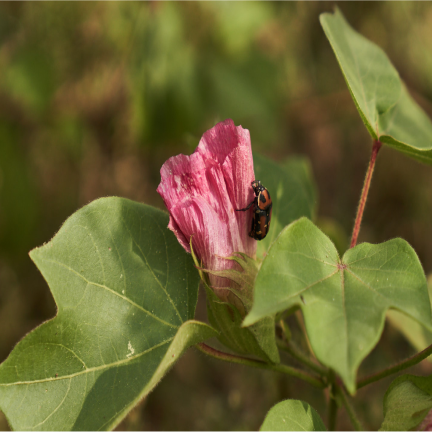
[350,139,382,248]
[327,384,338,431]
[357,341,432,389]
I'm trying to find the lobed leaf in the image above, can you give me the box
[244,218,432,393]
[0,197,216,430]
[260,399,326,431]
[380,375,432,431]
[320,8,432,165]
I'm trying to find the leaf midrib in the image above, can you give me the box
[0,337,174,387]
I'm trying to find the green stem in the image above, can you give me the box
[335,385,364,431]
[327,386,338,432]
[278,320,329,378]
[357,342,432,389]
[279,319,292,341]
[196,343,326,388]
[350,139,382,248]
[276,339,329,377]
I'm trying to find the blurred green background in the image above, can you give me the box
[1,2,432,430]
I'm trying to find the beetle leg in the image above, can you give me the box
[236,200,255,212]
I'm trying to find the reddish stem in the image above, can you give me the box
[350,140,382,248]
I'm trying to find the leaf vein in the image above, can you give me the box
[279,270,339,304]
[27,378,72,429]
[40,257,178,329]
[120,213,183,325]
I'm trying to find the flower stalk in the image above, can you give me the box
[196,343,326,388]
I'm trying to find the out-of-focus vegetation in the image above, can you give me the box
[1,2,432,430]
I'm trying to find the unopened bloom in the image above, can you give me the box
[157,119,257,296]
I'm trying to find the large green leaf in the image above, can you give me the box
[380,375,432,431]
[260,399,326,431]
[254,154,317,258]
[320,9,432,165]
[244,218,432,393]
[0,197,217,430]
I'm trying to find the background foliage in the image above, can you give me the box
[1,2,432,430]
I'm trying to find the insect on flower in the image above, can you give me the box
[156,119,257,297]
[236,180,272,240]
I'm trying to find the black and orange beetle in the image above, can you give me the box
[236,180,272,240]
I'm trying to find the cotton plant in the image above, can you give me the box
[2,9,432,431]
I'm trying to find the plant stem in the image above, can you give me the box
[279,318,292,341]
[294,310,315,356]
[196,343,326,388]
[335,385,364,431]
[276,339,328,377]
[276,337,329,378]
[279,319,326,374]
[357,342,432,389]
[350,139,382,248]
[327,385,338,431]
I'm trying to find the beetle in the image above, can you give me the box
[236,180,272,240]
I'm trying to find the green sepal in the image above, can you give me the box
[190,239,279,363]
[205,284,279,363]
[199,252,259,310]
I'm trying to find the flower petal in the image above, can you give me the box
[157,119,257,277]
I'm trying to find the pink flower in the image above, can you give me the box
[157,119,257,293]
[421,409,432,431]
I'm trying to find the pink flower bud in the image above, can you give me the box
[157,119,257,290]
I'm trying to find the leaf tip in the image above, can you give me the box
[242,312,258,328]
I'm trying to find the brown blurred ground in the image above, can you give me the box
[1,2,432,430]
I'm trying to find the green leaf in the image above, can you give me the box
[254,154,317,258]
[260,399,326,431]
[244,218,432,393]
[386,275,432,358]
[0,197,217,430]
[320,9,432,165]
[380,375,432,431]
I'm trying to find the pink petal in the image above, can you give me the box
[157,119,257,286]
